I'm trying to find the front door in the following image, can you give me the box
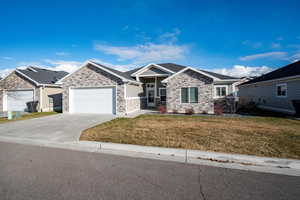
[146,83,155,107]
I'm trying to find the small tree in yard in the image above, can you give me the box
[158,105,167,114]
[214,105,223,115]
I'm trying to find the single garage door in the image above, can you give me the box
[7,90,34,111]
[70,87,116,114]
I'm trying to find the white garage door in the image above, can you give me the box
[70,87,116,114]
[6,90,34,111]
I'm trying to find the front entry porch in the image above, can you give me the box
[141,77,167,108]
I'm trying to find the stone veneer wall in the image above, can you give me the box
[0,72,39,112]
[166,69,214,114]
[126,98,142,113]
[62,64,126,114]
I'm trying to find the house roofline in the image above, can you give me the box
[57,60,142,85]
[238,74,300,88]
[161,67,220,83]
[131,63,175,76]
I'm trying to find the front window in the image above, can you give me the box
[181,87,198,103]
[159,88,166,102]
[215,86,227,97]
[277,83,287,97]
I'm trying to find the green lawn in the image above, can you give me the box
[0,112,59,123]
[81,114,300,159]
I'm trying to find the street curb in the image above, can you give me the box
[0,136,299,176]
[96,142,300,170]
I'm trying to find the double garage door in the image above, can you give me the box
[69,87,116,114]
[4,89,34,112]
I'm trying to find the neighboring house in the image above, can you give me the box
[238,60,300,115]
[0,67,68,112]
[60,60,241,115]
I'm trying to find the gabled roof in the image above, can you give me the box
[58,60,141,85]
[125,62,239,81]
[241,60,300,86]
[162,67,219,83]
[200,70,238,80]
[16,67,68,85]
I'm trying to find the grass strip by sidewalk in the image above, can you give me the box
[0,112,59,124]
[80,114,300,159]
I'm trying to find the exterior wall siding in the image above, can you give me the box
[62,64,126,114]
[41,87,63,112]
[166,69,214,114]
[126,98,142,113]
[0,72,39,112]
[238,78,300,113]
[126,84,144,97]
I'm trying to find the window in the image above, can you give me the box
[214,86,227,98]
[277,83,287,97]
[159,88,166,102]
[181,87,198,103]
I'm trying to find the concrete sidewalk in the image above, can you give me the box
[0,135,299,177]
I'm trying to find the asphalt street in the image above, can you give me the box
[0,141,299,200]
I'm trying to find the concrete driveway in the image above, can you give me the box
[0,114,115,142]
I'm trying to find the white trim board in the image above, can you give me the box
[131,63,175,76]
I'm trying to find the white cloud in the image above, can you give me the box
[242,40,262,49]
[159,28,181,43]
[2,56,13,60]
[270,42,281,49]
[277,36,283,41]
[55,52,70,56]
[94,29,188,65]
[95,43,188,64]
[211,65,272,78]
[290,52,300,61]
[240,51,287,61]
[0,68,14,79]
[43,59,82,72]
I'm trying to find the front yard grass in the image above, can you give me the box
[0,112,59,124]
[80,114,300,159]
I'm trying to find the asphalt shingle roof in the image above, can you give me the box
[90,62,240,81]
[241,60,300,85]
[17,67,68,85]
[89,61,137,81]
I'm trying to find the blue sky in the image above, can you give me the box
[0,0,300,77]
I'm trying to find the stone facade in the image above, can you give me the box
[0,72,39,112]
[166,69,214,114]
[126,98,142,113]
[62,64,126,114]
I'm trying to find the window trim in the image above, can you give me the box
[276,83,287,98]
[159,88,166,102]
[214,85,228,98]
[180,87,198,104]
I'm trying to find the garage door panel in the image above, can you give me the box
[70,87,116,114]
[7,90,34,111]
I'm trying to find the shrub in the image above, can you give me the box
[185,108,194,115]
[158,105,167,114]
[214,105,223,115]
[201,110,208,114]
